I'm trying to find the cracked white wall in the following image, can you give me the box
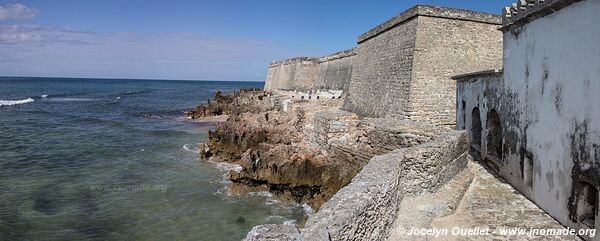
[458,1,600,238]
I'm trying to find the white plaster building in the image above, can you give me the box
[454,0,600,239]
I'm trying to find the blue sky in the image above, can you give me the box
[0,0,513,81]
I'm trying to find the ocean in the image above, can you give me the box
[0,77,305,241]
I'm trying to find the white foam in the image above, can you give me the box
[265,199,280,205]
[41,95,48,98]
[248,191,273,198]
[283,220,297,225]
[212,161,243,173]
[266,215,285,222]
[214,187,228,196]
[0,98,34,107]
[182,144,200,154]
[47,98,94,102]
[302,203,314,214]
[203,158,242,185]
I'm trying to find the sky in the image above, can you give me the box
[0,0,514,81]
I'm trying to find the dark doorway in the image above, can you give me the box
[487,109,502,160]
[577,181,598,228]
[471,107,482,148]
[524,155,534,188]
[462,101,466,129]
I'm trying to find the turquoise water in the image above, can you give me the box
[0,77,305,241]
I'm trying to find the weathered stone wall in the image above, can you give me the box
[342,15,418,118]
[454,70,503,164]
[502,0,600,236]
[264,49,356,91]
[244,130,469,241]
[308,110,447,170]
[342,5,502,126]
[456,0,600,237]
[264,58,319,91]
[409,15,503,126]
[314,49,356,91]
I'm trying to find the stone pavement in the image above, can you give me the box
[388,159,582,241]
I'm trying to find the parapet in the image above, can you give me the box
[358,5,501,43]
[451,69,503,82]
[317,48,356,62]
[268,48,356,68]
[268,57,318,68]
[500,0,583,32]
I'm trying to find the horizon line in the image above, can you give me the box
[0,75,266,83]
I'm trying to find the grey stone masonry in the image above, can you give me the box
[264,48,356,91]
[359,5,501,43]
[343,5,502,126]
[243,130,469,241]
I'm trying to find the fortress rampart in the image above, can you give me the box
[343,5,502,126]
[264,48,356,91]
[264,5,503,126]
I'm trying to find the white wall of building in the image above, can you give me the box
[503,0,600,231]
[458,1,600,238]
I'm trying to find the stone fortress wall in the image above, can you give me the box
[265,5,503,127]
[264,48,356,91]
[247,5,506,241]
[343,5,503,126]
[263,57,317,91]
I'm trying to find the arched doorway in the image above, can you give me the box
[471,107,482,148]
[487,109,503,160]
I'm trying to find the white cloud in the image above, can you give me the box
[0,25,47,43]
[0,3,39,20]
[0,25,309,80]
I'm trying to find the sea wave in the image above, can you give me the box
[265,198,281,205]
[283,220,297,225]
[46,98,95,102]
[0,98,34,107]
[248,191,273,198]
[213,162,243,173]
[182,143,200,154]
[302,203,314,214]
[210,160,243,186]
[121,90,152,95]
[39,92,87,99]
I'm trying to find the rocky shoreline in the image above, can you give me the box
[186,89,577,241]
[188,89,449,209]
[188,89,353,208]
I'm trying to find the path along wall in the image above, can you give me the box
[342,5,503,126]
[244,130,469,241]
[264,48,356,91]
